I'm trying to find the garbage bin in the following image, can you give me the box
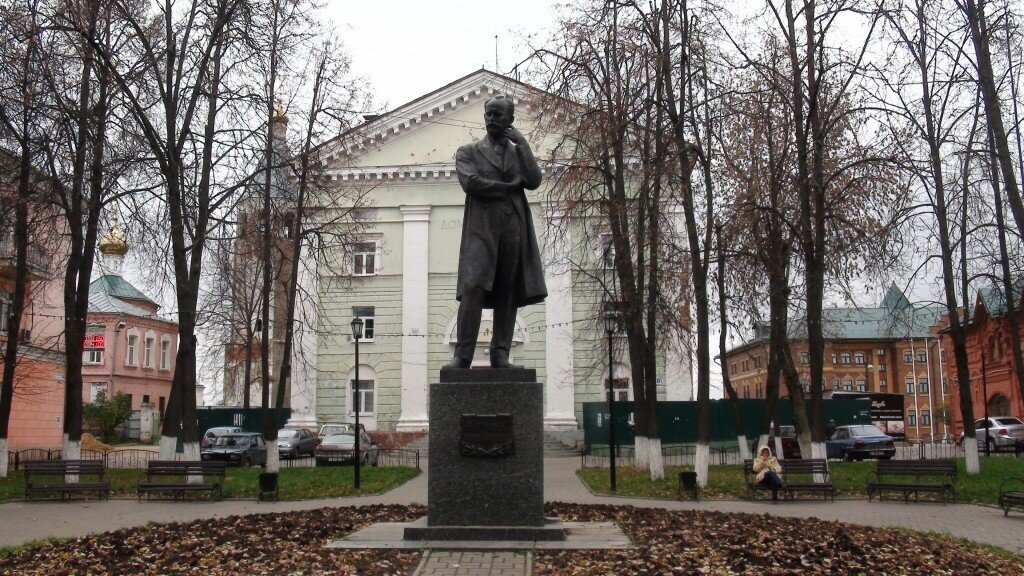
[677,471,698,501]
[258,472,279,502]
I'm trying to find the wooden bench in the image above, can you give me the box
[866,459,957,504]
[779,459,835,502]
[743,459,835,501]
[24,460,110,501]
[137,461,226,501]
[998,477,1024,517]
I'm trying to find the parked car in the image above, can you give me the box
[772,425,802,459]
[276,428,318,458]
[826,425,895,461]
[201,426,244,449]
[318,422,366,439]
[962,417,1024,450]
[201,432,268,466]
[315,430,378,466]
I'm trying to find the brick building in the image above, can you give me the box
[724,284,952,441]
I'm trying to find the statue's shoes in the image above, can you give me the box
[444,357,472,369]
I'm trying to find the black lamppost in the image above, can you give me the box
[350,317,364,489]
[603,301,621,491]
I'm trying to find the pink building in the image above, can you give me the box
[81,224,177,415]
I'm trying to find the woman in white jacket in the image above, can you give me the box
[753,445,784,502]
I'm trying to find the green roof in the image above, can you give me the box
[975,277,1024,319]
[90,274,156,306]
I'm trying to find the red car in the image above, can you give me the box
[774,425,801,459]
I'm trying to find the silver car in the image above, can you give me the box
[971,417,1024,449]
[276,428,318,458]
[315,431,378,466]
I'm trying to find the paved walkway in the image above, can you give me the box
[412,551,531,576]
[3,458,1023,574]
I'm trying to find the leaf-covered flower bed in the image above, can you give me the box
[1,503,1020,575]
[0,505,425,576]
[538,503,1024,575]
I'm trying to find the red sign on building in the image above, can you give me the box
[84,325,106,350]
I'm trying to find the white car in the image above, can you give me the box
[967,417,1024,450]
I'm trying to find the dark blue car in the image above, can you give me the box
[826,425,895,461]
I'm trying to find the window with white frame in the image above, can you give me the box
[831,353,838,364]
[144,335,155,368]
[854,352,865,365]
[604,378,630,401]
[917,351,927,363]
[90,383,107,403]
[908,410,917,427]
[126,334,138,366]
[905,377,915,395]
[842,379,852,391]
[903,350,913,363]
[918,377,929,395]
[350,379,375,415]
[841,353,851,364]
[160,339,171,370]
[921,411,932,426]
[856,378,866,392]
[351,306,375,342]
[879,363,886,372]
[351,241,379,276]
[84,349,104,365]
[877,348,885,357]
[941,377,947,395]
[880,378,888,389]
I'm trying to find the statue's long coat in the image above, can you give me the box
[454,137,547,308]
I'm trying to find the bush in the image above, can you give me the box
[82,392,133,443]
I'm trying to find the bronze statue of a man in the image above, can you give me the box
[446,96,547,369]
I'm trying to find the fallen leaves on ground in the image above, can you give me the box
[1,503,1020,575]
[538,503,1024,575]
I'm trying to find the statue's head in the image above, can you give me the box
[484,96,515,139]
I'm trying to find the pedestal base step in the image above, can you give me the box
[404,516,566,541]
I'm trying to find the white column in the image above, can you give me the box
[287,236,320,429]
[543,215,578,429]
[396,205,431,431]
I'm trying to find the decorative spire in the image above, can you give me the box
[272,100,288,123]
[98,217,128,276]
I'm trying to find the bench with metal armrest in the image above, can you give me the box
[137,460,226,501]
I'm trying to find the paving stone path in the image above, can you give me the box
[3,457,1023,574]
[412,551,531,576]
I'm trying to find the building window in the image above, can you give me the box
[831,353,838,364]
[842,379,852,391]
[83,349,104,365]
[880,378,887,389]
[351,241,379,276]
[877,348,885,357]
[879,363,886,372]
[742,360,748,372]
[854,352,865,365]
[918,378,929,395]
[905,378,915,395]
[160,340,171,370]
[917,351,927,364]
[756,384,763,399]
[940,350,946,363]
[800,352,809,365]
[351,306,375,342]
[856,379,866,392]
[941,377,947,395]
[159,396,165,414]
[0,292,9,334]
[908,411,917,427]
[841,353,851,364]
[731,363,737,376]
[144,337,155,368]
[350,379,375,415]
[89,383,107,403]
[744,385,749,399]
[904,350,913,364]
[754,356,762,369]
[610,378,630,401]
[921,411,931,426]
[126,335,138,366]
[143,394,150,405]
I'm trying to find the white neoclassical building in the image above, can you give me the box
[284,70,692,433]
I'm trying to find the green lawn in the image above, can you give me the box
[578,458,1024,505]
[1,465,420,502]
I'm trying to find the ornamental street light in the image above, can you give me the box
[350,316,365,489]
[603,301,622,491]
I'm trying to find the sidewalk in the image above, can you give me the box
[2,458,1022,557]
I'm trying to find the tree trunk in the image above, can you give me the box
[717,225,749,460]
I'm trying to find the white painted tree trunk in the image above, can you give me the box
[62,434,81,482]
[695,441,709,487]
[646,436,664,481]
[266,443,280,473]
[0,438,8,478]
[810,441,827,482]
[634,436,649,470]
[736,435,751,461]
[774,435,785,460]
[183,441,202,484]
[758,433,769,453]
[964,440,980,474]
[158,435,177,460]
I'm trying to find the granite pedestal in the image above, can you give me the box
[404,367,565,542]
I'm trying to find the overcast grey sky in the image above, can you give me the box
[321,0,561,109]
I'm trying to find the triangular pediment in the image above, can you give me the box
[318,69,559,172]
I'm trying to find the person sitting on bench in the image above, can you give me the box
[754,445,784,502]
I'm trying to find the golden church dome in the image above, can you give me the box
[98,220,128,256]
